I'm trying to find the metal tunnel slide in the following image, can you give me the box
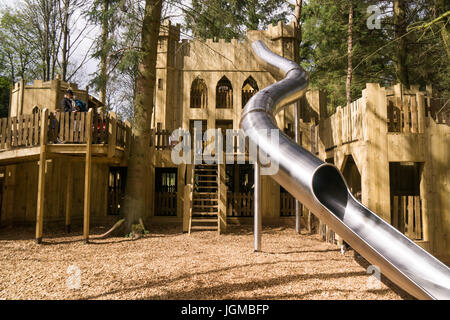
[240,41,450,300]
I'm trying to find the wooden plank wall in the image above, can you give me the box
[154,192,177,216]
[227,192,254,217]
[391,195,423,240]
[280,192,295,217]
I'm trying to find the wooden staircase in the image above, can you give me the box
[189,163,220,233]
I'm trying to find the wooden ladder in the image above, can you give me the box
[188,163,219,233]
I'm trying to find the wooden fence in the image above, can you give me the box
[280,192,296,217]
[387,95,424,133]
[0,113,41,149]
[391,195,423,240]
[150,128,172,150]
[227,192,253,217]
[154,191,177,216]
[318,97,364,150]
[0,110,131,152]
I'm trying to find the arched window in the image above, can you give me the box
[32,106,40,114]
[190,78,207,109]
[216,76,233,109]
[242,76,259,108]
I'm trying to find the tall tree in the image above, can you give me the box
[393,0,409,86]
[98,0,110,105]
[120,0,163,231]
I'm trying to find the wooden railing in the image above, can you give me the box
[387,95,425,133]
[391,195,423,241]
[227,192,253,217]
[155,191,177,216]
[0,113,41,149]
[0,109,131,153]
[150,128,172,150]
[280,192,296,217]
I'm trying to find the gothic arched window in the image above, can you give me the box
[242,76,259,108]
[216,76,233,109]
[190,78,207,109]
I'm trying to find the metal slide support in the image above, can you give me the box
[294,101,301,234]
[254,161,262,252]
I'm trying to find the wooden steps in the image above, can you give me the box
[189,163,219,233]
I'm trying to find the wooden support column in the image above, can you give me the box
[19,78,25,115]
[36,108,49,244]
[183,164,193,233]
[254,162,262,252]
[83,109,93,243]
[124,120,132,160]
[65,160,73,233]
[107,112,117,158]
[218,158,227,234]
[294,101,301,234]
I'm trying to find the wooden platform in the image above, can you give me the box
[0,109,131,244]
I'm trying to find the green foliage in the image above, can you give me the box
[0,9,40,82]
[0,77,10,118]
[301,0,449,109]
[183,0,291,40]
[301,0,392,109]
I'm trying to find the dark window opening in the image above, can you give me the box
[227,163,254,217]
[108,167,127,216]
[216,76,233,109]
[190,78,207,108]
[155,167,178,216]
[389,162,423,240]
[242,76,258,108]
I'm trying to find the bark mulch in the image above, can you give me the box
[0,224,410,300]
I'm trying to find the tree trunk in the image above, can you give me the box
[346,1,353,107]
[61,0,70,81]
[394,0,409,86]
[98,0,110,107]
[293,0,303,31]
[121,0,163,232]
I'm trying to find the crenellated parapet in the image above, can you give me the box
[9,76,103,117]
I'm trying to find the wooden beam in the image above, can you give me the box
[36,108,49,244]
[107,112,117,158]
[83,109,93,243]
[65,160,73,233]
[218,159,227,234]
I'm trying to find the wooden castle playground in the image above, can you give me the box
[0,22,448,265]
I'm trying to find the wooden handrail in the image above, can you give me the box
[0,110,133,153]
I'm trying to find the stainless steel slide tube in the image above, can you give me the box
[240,40,450,300]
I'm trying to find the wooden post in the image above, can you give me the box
[83,109,93,243]
[416,93,425,133]
[183,184,191,233]
[218,158,227,234]
[107,112,117,158]
[36,108,49,244]
[19,78,25,115]
[124,120,131,159]
[65,160,73,233]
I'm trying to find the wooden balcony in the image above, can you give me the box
[0,109,131,165]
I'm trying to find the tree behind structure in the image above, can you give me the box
[120,0,163,233]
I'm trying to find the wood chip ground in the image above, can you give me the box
[0,225,410,300]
